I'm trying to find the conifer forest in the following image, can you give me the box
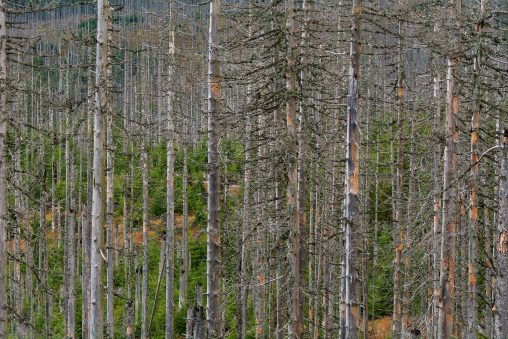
[0,0,508,338]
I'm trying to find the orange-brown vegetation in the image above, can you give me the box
[368,317,391,339]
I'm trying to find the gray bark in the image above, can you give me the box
[206,0,222,337]
[466,3,484,338]
[0,2,7,334]
[495,128,508,338]
[165,12,176,336]
[392,14,405,338]
[106,82,114,339]
[438,57,459,339]
[239,89,250,339]
[89,0,108,336]
[82,52,94,339]
[286,0,304,336]
[431,65,442,339]
[179,143,189,309]
[340,0,361,337]
[65,100,76,338]
[141,139,149,338]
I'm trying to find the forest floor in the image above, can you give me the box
[370,316,391,338]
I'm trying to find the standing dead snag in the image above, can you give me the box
[341,0,361,338]
[285,0,305,336]
[438,3,461,337]
[495,128,508,339]
[438,58,459,339]
[106,34,115,339]
[207,0,222,337]
[392,8,405,336]
[165,2,176,334]
[140,132,149,338]
[0,1,6,335]
[90,0,109,337]
[431,62,442,339]
[466,2,485,338]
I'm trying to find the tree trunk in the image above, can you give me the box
[466,2,484,338]
[125,148,135,338]
[401,117,415,335]
[431,63,442,339]
[239,84,250,339]
[106,82,115,339]
[286,0,305,336]
[13,107,23,338]
[90,0,108,336]
[141,139,149,338]
[165,13,176,336]
[66,102,76,338]
[82,51,94,339]
[123,52,134,339]
[0,2,6,333]
[39,108,50,339]
[206,0,222,337]
[495,128,508,338]
[392,14,405,338]
[179,142,189,309]
[194,283,206,338]
[340,0,361,337]
[438,56,459,339]
[255,113,266,339]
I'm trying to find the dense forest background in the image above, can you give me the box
[0,0,507,338]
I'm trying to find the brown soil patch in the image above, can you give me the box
[43,212,200,248]
[368,317,391,339]
[132,230,159,245]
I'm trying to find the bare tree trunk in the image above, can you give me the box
[392,13,405,338]
[65,102,76,338]
[255,113,267,339]
[149,241,166,335]
[340,0,361,337]
[207,0,222,337]
[39,108,50,339]
[361,61,372,339]
[82,51,93,339]
[495,128,508,339]
[179,142,189,309]
[438,56,459,339]
[141,139,149,338]
[466,3,484,338]
[402,117,415,335]
[14,109,23,338]
[371,91,381,335]
[239,85,250,339]
[431,63,442,339]
[0,2,6,334]
[165,11,176,336]
[285,0,305,336]
[90,0,108,336]
[125,150,135,338]
[122,52,134,339]
[484,201,493,338]
[106,84,114,339]
[193,283,205,338]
